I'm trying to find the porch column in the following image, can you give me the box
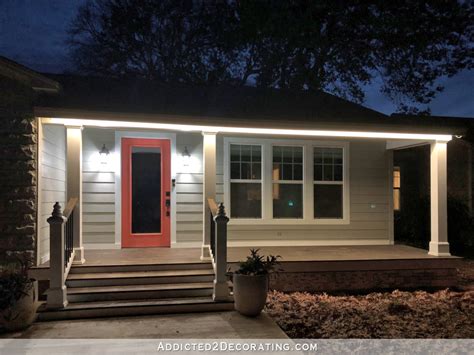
[201,132,217,260]
[66,126,85,264]
[429,141,450,256]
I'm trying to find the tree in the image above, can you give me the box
[69,0,473,113]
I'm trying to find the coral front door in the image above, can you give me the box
[122,138,171,247]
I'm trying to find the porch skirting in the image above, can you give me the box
[262,259,459,293]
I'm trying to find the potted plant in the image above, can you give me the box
[231,249,280,317]
[0,255,38,332]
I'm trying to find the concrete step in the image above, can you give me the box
[37,297,234,321]
[67,282,214,302]
[66,269,215,287]
[68,262,213,274]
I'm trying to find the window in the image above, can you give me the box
[313,147,344,219]
[393,166,400,211]
[225,138,349,224]
[272,146,303,218]
[229,144,262,218]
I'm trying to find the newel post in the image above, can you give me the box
[46,202,68,308]
[213,202,230,301]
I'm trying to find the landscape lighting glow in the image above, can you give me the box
[42,117,452,142]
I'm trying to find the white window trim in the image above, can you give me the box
[223,137,350,225]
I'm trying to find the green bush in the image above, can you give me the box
[0,256,33,312]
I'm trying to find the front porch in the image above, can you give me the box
[33,244,460,293]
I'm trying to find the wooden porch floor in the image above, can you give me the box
[36,244,457,268]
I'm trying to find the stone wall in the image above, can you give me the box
[0,75,38,262]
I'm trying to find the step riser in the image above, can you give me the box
[38,302,235,322]
[68,288,213,303]
[67,275,214,288]
[69,263,213,274]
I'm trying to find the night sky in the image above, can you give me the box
[1,0,473,117]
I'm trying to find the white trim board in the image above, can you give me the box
[114,131,177,248]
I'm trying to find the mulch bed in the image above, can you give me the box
[265,289,474,338]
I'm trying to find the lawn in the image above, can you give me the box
[265,260,474,339]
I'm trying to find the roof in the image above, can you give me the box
[0,56,60,92]
[34,73,471,135]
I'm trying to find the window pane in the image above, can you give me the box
[314,164,323,181]
[282,164,293,180]
[334,165,343,181]
[241,162,251,179]
[241,145,251,161]
[231,162,240,179]
[323,164,333,180]
[314,184,343,218]
[314,149,323,164]
[252,163,261,179]
[230,145,240,162]
[231,183,261,218]
[323,149,333,164]
[273,146,282,163]
[283,146,293,163]
[294,147,303,163]
[252,145,261,162]
[273,184,303,218]
[131,148,161,234]
[273,163,281,181]
[294,164,303,180]
[314,147,343,182]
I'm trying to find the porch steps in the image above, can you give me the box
[37,297,234,321]
[66,269,215,287]
[37,262,234,321]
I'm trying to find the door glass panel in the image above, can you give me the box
[131,147,161,233]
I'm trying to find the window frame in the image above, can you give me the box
[228,142,264,220]
[223,137,350,225]
[271,144,305,219]
[313,146,345,220]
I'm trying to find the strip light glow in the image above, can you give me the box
[42,117,452,142]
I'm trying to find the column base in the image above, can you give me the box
[428,241,451,256]
[46,286,68,309]
[213,280,231,302]
[200,244,212,261]
[73,246,86,264]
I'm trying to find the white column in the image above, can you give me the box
[429,141,450,256]
[66,126,85,264]
[201,132,217,260]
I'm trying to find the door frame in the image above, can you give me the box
[121,137,171,247]
[115,131,177,248]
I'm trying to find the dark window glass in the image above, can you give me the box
[231,183,261,218]
[314,184,343,218]
[230,144,261,181]
[273,184,303,218]
[131,148,161,233]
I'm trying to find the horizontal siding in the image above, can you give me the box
[39,124,66,262]
[82,128,116,244]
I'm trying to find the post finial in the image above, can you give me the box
[215,202,229,223]
[47,202,65,224]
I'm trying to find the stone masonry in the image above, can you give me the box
[0,75,38,262]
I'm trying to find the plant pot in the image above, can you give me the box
[0,280,38,332]
[233,273,268,317]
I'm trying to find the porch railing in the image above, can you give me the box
[46,198,78,308]
[207,198,231,301]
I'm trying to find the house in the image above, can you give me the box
[0,57,467,320]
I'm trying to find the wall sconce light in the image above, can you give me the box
[182,146,191,166]
[99,143,110,164]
